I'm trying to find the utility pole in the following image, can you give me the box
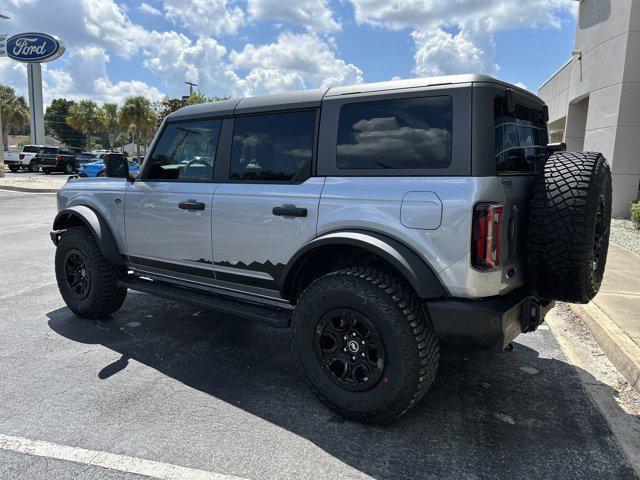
[184,81,198,97]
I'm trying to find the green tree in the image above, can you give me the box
[102,102,120,149]
[118,96,157,159]
[66,100,107,150]
[45,99,86,148]
[0,85,29,150]
[155,93,229,128]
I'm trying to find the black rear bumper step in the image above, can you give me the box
[118,277,291,328]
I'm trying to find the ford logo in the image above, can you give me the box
[6,32,65,63]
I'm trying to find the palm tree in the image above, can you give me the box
[118,96,157,159]
[0,85,29,150]
[102,103,119,149]
[66,100,107,150]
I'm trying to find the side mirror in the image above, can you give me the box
[104,154,135,182]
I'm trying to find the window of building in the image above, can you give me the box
[336,96,452,170]
[229,110,316,182]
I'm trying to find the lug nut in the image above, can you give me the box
[343,348,347,352]
[352,356,356,360]
[361,353,365,357]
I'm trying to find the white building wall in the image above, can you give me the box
[538,0,640,217]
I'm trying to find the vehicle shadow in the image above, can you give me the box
[47,293,637,480]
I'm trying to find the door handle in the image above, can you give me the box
[178,200,205,211]
[272,206,307,217]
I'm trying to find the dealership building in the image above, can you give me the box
[538,0,640,217]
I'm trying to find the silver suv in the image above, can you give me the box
[51,75,612,423]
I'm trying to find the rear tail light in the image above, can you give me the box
[55,155,61,163]
[19,153,25,160]
[472,203,503,270]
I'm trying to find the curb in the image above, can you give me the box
[0,185,59,194]
[571,302,640,393]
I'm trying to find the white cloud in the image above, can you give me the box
[247,0,340,32]
[139,2,162,16]
[348,0,576,32]
[349,0,575,77]
[3,0,151,59]
[160,0,245,36]
[515,82,529,90]
[412,22,497,77]
[230,32,363,95]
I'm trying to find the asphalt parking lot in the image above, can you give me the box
[0,190,638,480]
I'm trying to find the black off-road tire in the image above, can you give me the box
[64,163,74,174]
[55,226,127,319]
[28,160,39,173]
[292,267,439,423]
[43,169,51,175]
[8,166,19,173]
[528,152,612,303]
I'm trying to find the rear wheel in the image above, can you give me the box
[28,160,39,173]
[292,267,439,423]
[64,163,74,174]
[528,152,612,303]
[43,169,51,174]
[8,166,19,173]
[55,226,127,319]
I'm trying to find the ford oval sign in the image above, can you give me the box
[6,33,65,63]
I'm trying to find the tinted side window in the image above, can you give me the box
[145,119,221,182]
[336,96,452,170]
[230,110,315,182]
[494,98,549,173]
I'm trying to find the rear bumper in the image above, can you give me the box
[426,290,554,351]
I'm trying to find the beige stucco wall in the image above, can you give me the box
[538,0,640,217]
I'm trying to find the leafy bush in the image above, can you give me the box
[631,201,640,230]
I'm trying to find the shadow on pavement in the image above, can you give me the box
[47,292,637,480]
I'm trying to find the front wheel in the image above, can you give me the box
[55,226,127,319]
[28,160,39,173]
[64,163,74,174]
[292,267,439,423]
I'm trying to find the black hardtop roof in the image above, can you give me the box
[166,74,538,122]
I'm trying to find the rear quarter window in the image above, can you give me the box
[336,96,452,170]
[494,97,549,174]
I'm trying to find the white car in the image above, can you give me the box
[4,145,46,172]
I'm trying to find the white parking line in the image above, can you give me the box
[0,434,249,480]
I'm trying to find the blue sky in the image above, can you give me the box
[0,0,578,105]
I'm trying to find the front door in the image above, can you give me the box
[125,118,222,282]
[211,110,323,296]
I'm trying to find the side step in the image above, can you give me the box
[118,277,291,328]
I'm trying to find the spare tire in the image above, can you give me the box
[528,151,612,304]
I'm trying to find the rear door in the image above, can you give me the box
[124,118,223,283]
[211,109,323,295]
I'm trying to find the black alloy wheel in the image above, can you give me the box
[64,249,92,299]
[314,308,386,392]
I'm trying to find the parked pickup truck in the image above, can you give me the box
[38,147,82,174]
[3,145,45,172]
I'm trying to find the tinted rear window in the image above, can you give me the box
[230,110,315,182]
[22,146,39,153]
[336,96,452,170]
[494,98,548,173]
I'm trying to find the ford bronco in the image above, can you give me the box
[51,75,612,423]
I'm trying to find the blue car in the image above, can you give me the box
[78,157,141,177]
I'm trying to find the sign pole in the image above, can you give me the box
[27,63,45,146]
[0,108,4,179]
